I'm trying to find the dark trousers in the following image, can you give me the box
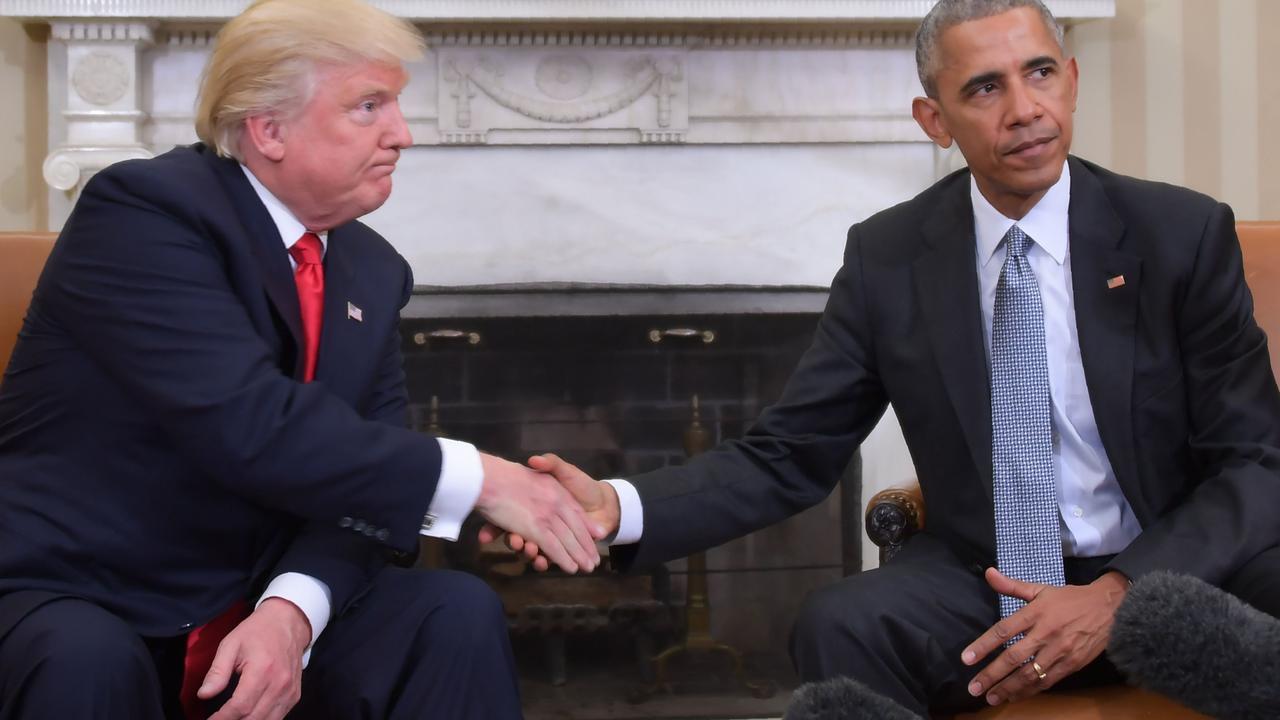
[789,534,1280,716]
[0,568,521,720]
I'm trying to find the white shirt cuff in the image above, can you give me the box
[421,438,483,540]
[604,479,644,545]
[258,572,332,668]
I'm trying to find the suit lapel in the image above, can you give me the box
[203,149,305,372]
[1067,157,1143,495]
[315,226,362,401]
[914,177,994,492]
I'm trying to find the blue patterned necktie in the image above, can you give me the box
[991,225,1065,624]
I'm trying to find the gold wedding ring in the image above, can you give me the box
[1032,661,1048,681]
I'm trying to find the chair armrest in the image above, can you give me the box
[864,484,925,564]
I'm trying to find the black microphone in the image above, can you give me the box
[784,676,922,720]
[1108,570,1280,720]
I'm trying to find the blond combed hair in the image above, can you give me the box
[195,0,424,160]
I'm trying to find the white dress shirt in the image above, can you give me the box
[971,162,1140,557]
[241,166,484,661]
[610,161,1142,558]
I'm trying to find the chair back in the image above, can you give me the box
[0,232,57,374]
[1238,221,1280,379]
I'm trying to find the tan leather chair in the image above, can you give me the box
[865,221,1280,719]
[1238,221,1280,379]
[0,232,57,374]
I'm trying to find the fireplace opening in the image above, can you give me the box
[400,298,861,718]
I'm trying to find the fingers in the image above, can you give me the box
[477,523,499,544]
[207,663,296,720]
[531,530,579,574]
[207,667,266,720]
[967,633,1045,704]
[980,641,1065,706]
[985,567,1042,602]
[529,453,596,496]
[962,610,1032,668]
[557,491,599,568]
[198,637,239,700]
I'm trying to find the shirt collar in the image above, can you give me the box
[239,164,327,256]
[972,159,1070,268]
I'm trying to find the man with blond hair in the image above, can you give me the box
[0,1,601,718]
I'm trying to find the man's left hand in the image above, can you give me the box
[201,597,312,720]
[962,568,1129,706]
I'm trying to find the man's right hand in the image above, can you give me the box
[474,453,604,573]
[479,453,621,572]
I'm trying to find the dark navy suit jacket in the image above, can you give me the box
[0,144,440,638]
[614,157,1280,586]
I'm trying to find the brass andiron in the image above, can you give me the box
[645,395,774,699]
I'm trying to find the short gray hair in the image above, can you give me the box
[915,0,1065,99]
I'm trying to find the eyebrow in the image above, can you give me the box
[959,55,1059,94]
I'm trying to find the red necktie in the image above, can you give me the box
[288,232,325,382]
[178,233,325,717]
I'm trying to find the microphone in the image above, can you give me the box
[1108,570,1280,720]
[784,676,922,720]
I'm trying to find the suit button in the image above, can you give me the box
[376,529,390,542]
[179,622,195,631]
[363,526,377,537]
[339,516,353,528]
[353,520,367,533]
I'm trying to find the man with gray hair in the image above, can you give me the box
[0,0,603,718]
[509,0,1280,714]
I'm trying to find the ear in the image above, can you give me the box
[1066,56,1080,112]
[241,113,288,163]
[911,96,953,149]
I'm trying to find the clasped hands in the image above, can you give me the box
[473,453,618,574]
[961,567,1129,706]
[477,453,618,574]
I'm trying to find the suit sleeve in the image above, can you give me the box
[264,262,420,617]
[1108,203,1280,583]
[613,227,890,571]
[46,167,439,554]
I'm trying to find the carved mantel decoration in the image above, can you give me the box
[2,0,1113,286]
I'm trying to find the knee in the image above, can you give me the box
[12,602,152,685]
[413,570,506,639]
[794,580,887,644]
[791,578,895,679]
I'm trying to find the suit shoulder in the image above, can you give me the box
[340,221,403,265]
[80,145,230,222]
[845,166,969,256]
[1076,158,1222,230]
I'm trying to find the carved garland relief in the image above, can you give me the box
[440,50,687,142]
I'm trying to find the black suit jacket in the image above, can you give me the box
[616,157,1280,586]
[0,145,440,638]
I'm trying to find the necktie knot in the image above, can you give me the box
[1004,225,1031,260]
[290,232,323,267]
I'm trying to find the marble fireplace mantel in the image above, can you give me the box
[3,0,1113,287]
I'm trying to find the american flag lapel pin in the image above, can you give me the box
[347,301,363,322]
[1107,275,1126,290]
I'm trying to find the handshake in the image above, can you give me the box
[472,453,619,574]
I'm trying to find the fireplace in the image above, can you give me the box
[399,288,855,716]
